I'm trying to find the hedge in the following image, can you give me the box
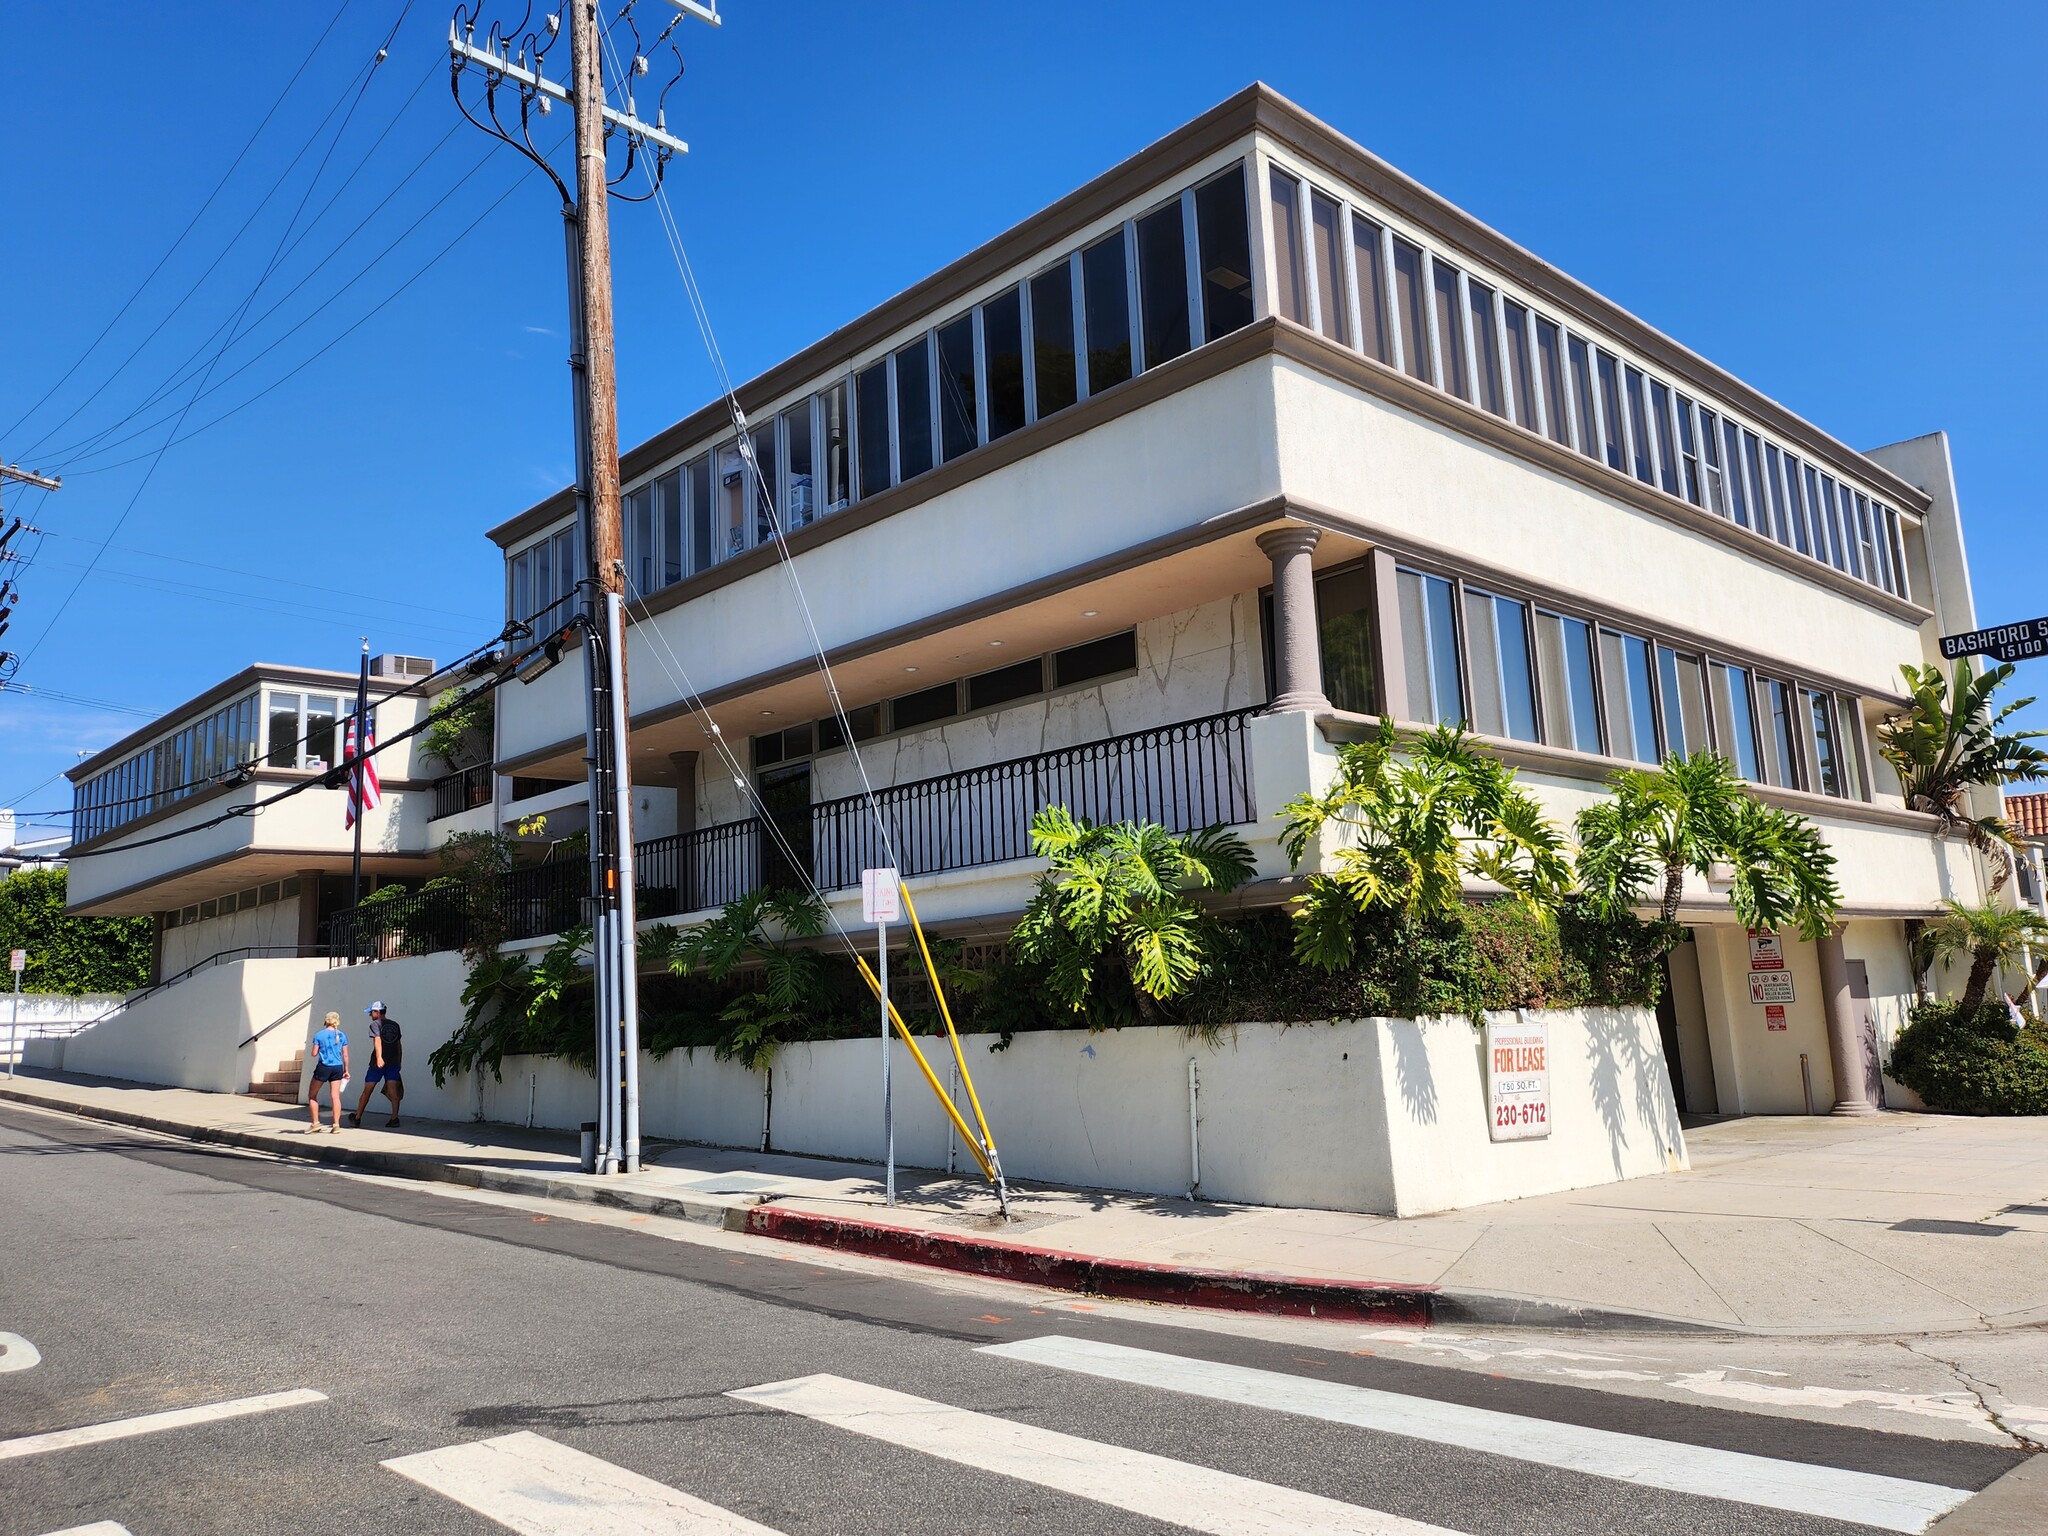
[0,868,153,996]
[1888,999,2048,1116]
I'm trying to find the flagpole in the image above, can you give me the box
[348,638,369,966]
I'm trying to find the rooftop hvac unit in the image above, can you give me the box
[371,653,435,679]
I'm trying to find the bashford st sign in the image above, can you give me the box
[1939,616,2048,665]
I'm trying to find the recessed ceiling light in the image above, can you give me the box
[987,639,1004,647]
[904,665,920,673]
[759,710,775,717]
[1082,609,1099,617]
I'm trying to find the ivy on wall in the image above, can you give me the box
[0,869,154,996]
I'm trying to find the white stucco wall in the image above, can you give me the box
[160,897,301,978]
[28,958,323,1094]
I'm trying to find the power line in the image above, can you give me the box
[0,3,362,447]
[0,682,159,717]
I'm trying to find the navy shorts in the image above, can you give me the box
[310,1063,346,1084]
[364,1065,402,1085]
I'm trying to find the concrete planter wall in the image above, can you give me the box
[303,956,1686,1216]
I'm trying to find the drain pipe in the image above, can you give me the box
[527,1071,537,1129]
[760,1064,773,1154]
[1187,1057,1201,1201]
[1799,1053,1815,1116]
[945,1054,961,1176]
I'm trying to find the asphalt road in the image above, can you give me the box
[0,1102,2029,1536]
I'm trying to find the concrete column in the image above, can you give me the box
[1817,929,1877,1116]
[1257,525,1331,715]
[669,752,700,835]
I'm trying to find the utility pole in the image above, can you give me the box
[450,0,712,1175]
[0,466,60,675]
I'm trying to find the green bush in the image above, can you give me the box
[0,868,152,995]
[1888,999,2048,1116]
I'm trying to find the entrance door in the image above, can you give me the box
[1846,958,1885,1109]
[756,763,813,893]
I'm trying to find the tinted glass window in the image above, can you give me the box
[1744,431,1774,543]
[967,659,1045,712]
[1674,395,1701,505]
[890,682,958,732]
[1194,164,1253,341]
[1432,260,1468,399]
[1398,568,1463,725]
[1534,611,1601,754]
[1805,689,1843,796]
[936,314,977,464]
[1657,646,1710,757]
[1710,662,1761,781]
[894,336,933,481]
[1082,230,1132,391]
[856,362,891,498]
[1649,380,1679,495]
[1352,214,1391,364]
[1030,264,1078,418]
[1465,589,1537,741]
[1268,167,1306,325]
[1469,281,1504,417]
[982,288,1026,442]
[1314,565,1377,715]
[819,381,852,513]
[1053,630,1138,687]
[1595,350,1626,471]
[1502,301,1536,429]
[1568,336,1598,459]
[1308,190,1346,345]
[1600,629,1658,764]
[1391,236,1430,383]
[1536,319,1570,447]
[688,455,713,572]
[1136,200,1191,369]
[1624,366,1654,483]
[658,469,683,582]
[781,407,813,530]
[1758,676,1800,788]
[1722,419,1749,527]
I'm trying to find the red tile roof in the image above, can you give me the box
[2009,792,2048,840]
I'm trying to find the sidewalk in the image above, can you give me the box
[6,1069,2047,1336]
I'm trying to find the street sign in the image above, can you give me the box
[1749,972,1796,1005]
[1765,1004,1788,1032]
[1486,1015,1551,1142]
[8,950,22,974]
[860,869,901,925]
[1939,616,2048,665]
[1747,934,1785,971]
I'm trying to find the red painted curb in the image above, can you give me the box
[744,1205,1435,1325]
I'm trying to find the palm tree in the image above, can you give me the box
[1012,810,1254,1021]
[1576,751,1841,940]
[1917,899,2048,1016]
[1877,659,2048,890]
[1279,720,1574,970]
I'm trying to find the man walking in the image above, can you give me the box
[308,1012,349,1134]
[350,1000,403,1128]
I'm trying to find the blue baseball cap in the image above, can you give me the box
[365,1001,385,1014]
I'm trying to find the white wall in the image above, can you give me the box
[27,958,323,1094]
[300,953,1682,1216]
[161,897,300,977]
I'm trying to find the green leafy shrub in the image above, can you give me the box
[0,868,152,994]
[1888,999,2048,1115]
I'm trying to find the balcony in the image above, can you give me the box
[430,762,495,822]
[333,708,1263,957]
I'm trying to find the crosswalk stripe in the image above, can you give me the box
[728,1373,1458,1535]
[37,1524,133,1535]
[979,1335,1972,1535]
[382,1430,786,1535]
[0,1389,327,1463]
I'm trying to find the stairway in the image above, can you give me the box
[248,1051,305,1105]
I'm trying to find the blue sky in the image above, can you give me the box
[2,1,2044,830]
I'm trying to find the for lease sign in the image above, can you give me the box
[1486,1015,1551,1142]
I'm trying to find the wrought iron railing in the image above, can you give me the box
[329,708,1261,957]
[635,818,765,920]
[810,707,1261,889]
[430,762,495,821]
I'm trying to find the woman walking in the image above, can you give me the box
[307,1012,350,1134]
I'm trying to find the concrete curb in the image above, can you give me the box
[741,1204,1435,1323]
[0,1081,1725,1333]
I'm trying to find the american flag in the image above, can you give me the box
[343,712,382,829]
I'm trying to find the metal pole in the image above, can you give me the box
[879,919,893,1207]
[347,640,370,964]
[607,592,642,1173]
[6,967,19,1079]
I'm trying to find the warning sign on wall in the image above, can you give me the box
[1765,1004,1788,1032]
[1748,933,1786,971]
[1486,1015,1551,1142]
[1749,972,1796,1005]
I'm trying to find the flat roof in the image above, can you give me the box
[488,81,1933,552]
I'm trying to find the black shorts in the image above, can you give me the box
[311,1063,346,1084]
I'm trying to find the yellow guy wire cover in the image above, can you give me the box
[895,880,998,1154]
[854,954,995,1183]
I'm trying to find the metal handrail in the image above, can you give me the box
[85,945,335,1027]
[238,995,315,1051]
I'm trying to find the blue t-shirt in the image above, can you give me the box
[312,1027,347,1068]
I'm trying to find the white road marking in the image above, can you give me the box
[729,1373,1457,1535]
[0,1388,326,1462]
[981,1335,1973,1535]
[0,1331,41,1372]
[383,1430,785,1535]
[37,1524,134,1535]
